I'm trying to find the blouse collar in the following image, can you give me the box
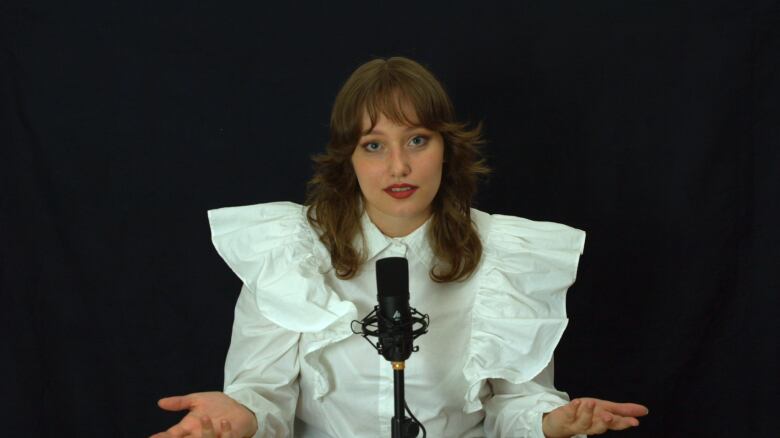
[359,211,433,265]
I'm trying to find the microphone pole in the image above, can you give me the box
[392,361,411,438]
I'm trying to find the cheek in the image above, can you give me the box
[351,157,378,190]
[433,153,445,195]
[350,155,365,179]
[426,149,445,185]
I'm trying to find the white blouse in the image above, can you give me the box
[208,202,586,438]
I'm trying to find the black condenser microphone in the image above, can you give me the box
[376,257,413,362]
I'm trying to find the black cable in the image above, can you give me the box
[404,400,426,438]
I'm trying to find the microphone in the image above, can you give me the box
[376,257,413,362]
[350,257,429,361]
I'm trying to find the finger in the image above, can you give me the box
[201,416,216,438]
[588,417,610,435]
[166,423,190,437]
[583,403,612,435]
[219,419,232,438]
[571,399,595,432]
[598,401,649,417]
[158,395,194,411]
[603,414,640,431]
[562,399,580,421]
[568,399,581,412]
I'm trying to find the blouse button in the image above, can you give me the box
[389,241,407,256]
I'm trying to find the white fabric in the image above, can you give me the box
[208,201,586,438]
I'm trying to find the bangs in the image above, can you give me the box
[362,89,427,134]
[358,74,451,136]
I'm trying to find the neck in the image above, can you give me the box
[365,208,431,238]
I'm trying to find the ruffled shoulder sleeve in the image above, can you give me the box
[463,209,586,412]
[207,201,357,334]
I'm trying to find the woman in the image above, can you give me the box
[152,57,648,438]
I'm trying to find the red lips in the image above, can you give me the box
[384,183,418,199]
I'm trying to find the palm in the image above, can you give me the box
[543,397,648,437]
[151,391,257,438]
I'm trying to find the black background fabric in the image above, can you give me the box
[2,1,778,436]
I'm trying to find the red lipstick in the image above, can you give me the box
[384,183,418,199]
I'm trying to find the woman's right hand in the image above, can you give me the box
[150,391,259,438]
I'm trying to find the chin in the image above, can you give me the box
[386,204,431,219]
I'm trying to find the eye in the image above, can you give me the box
[362,142,382,152]
[409,135,428,147]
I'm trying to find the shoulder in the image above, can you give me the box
[207,201,322,248]
[208,201,309,233]
[468,207,586,316]
[207,201,354,335]
[207,201,331,283]
[471,207,586,257]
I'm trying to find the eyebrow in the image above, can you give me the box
[362,126,426,136]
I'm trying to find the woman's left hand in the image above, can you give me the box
[542,397,649,438]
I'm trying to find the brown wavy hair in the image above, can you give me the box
[306,57,489,282]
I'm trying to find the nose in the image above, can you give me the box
[388,145,411,178]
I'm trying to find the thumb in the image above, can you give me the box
[157,394,194,411]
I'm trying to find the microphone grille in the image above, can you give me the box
[376,257,409,299]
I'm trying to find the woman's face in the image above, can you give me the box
[351,107,444,237]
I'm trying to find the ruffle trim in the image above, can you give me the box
[463,210,586,413]
[208,201,357,399]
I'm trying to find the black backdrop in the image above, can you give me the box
[2,1,778,437]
